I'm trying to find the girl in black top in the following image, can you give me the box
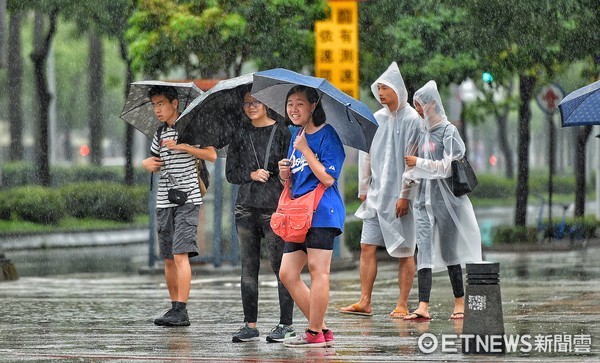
[226,90,294,343]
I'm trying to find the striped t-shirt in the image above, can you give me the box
[150,125,202,208]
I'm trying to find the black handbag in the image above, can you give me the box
[450,156,478,197]
[168,189,188,205]
[442,125,478,197]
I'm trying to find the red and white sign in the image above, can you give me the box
[536,83,564,114]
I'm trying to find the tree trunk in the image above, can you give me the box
[120,36,135,185]
[0,0,6,68]
[8,11,23,161]
[88,31,104,165]
[574,126,592,217]
[495,79,514,179]
[514,74,536,226]
[31,10,58,186]
[496,112,514,178]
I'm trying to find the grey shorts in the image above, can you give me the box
[157,203,200,259]
[360,216,385,247]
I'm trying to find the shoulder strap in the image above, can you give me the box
[263,124,278,170]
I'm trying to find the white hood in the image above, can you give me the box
[370,61,408,114]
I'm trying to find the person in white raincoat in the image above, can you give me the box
[404,80,482,321]
[340,62,421,318]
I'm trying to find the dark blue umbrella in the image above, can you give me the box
[251,68,378,152]
[559,80,600,127]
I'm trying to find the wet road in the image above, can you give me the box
[0,246,598,362]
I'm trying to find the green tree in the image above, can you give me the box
[559,0,600,217]
[63,0,135,182]
[461,0,572,226]
[126,0,327,78]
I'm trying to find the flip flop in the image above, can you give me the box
[389,308,409,319]
[403,312,431,322]
[450,311,464,320]
[339,303,373,316]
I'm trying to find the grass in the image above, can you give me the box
[0,215,149,236]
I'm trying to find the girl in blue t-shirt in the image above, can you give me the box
[278,85,345,348]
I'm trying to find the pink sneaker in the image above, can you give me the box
[284,330,326,348]
[322,329,335,347]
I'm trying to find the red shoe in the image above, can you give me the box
[323,329,335,347]
[284,329,326,348]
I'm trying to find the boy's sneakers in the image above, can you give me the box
[232,323,260,342]
[322,329,335,347]
[283,330,326,348]
[153,308,174,326]
[266,324,296,343]
[162,306,190,327]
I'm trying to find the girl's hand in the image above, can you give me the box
[251,169,271,183]
[278,159,291,180]
[405,156,417,167]
[292,129,309,154]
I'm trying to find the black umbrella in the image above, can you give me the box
[173,74,253,149]
[120,80,202,139]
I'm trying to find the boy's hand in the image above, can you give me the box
[142,157,163,173]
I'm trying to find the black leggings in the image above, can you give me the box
[236,205,294,325]
[418,264,464,303]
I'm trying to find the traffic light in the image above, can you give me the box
[482,71,494,84]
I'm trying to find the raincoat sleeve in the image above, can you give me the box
[413,124,465,179]
[358,151,371,196]
[400,122,421,199]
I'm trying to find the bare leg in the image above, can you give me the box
[173,253,191,303]
[391,256,415,317]
[450,296,465,319]
[306,248,333,332]
[340,243,377,314]
[164,258,178,302]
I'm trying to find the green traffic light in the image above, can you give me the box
[482,72,494,84]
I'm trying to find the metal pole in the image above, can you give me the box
[148,172,158,267]
[212,158,224,267]
[547,112,555,239]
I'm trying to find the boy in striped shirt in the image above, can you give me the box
[142,85,217,326]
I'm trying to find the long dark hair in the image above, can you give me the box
[284,86,326,126]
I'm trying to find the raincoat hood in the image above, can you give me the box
[413,80,447,130]
[370,62,408,114]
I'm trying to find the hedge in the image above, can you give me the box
[343,219,362,251]
[1,183,149,224]
[10,186,66,225]
[1,162,149,188]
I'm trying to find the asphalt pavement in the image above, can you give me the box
[0,244,598,362]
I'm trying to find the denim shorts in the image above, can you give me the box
[156,203,200,259]
[283,227,341,254]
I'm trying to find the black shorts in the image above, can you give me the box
[283,227,341,254]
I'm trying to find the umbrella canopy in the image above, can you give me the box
[120,81,202,139]
[559,80,600,127]
[173,74,253,148]
[251,68,378,152]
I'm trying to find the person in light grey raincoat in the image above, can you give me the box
[340,62,421,318]
[404,80,482,321]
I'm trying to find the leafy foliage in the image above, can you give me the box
[126,0,327,77]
